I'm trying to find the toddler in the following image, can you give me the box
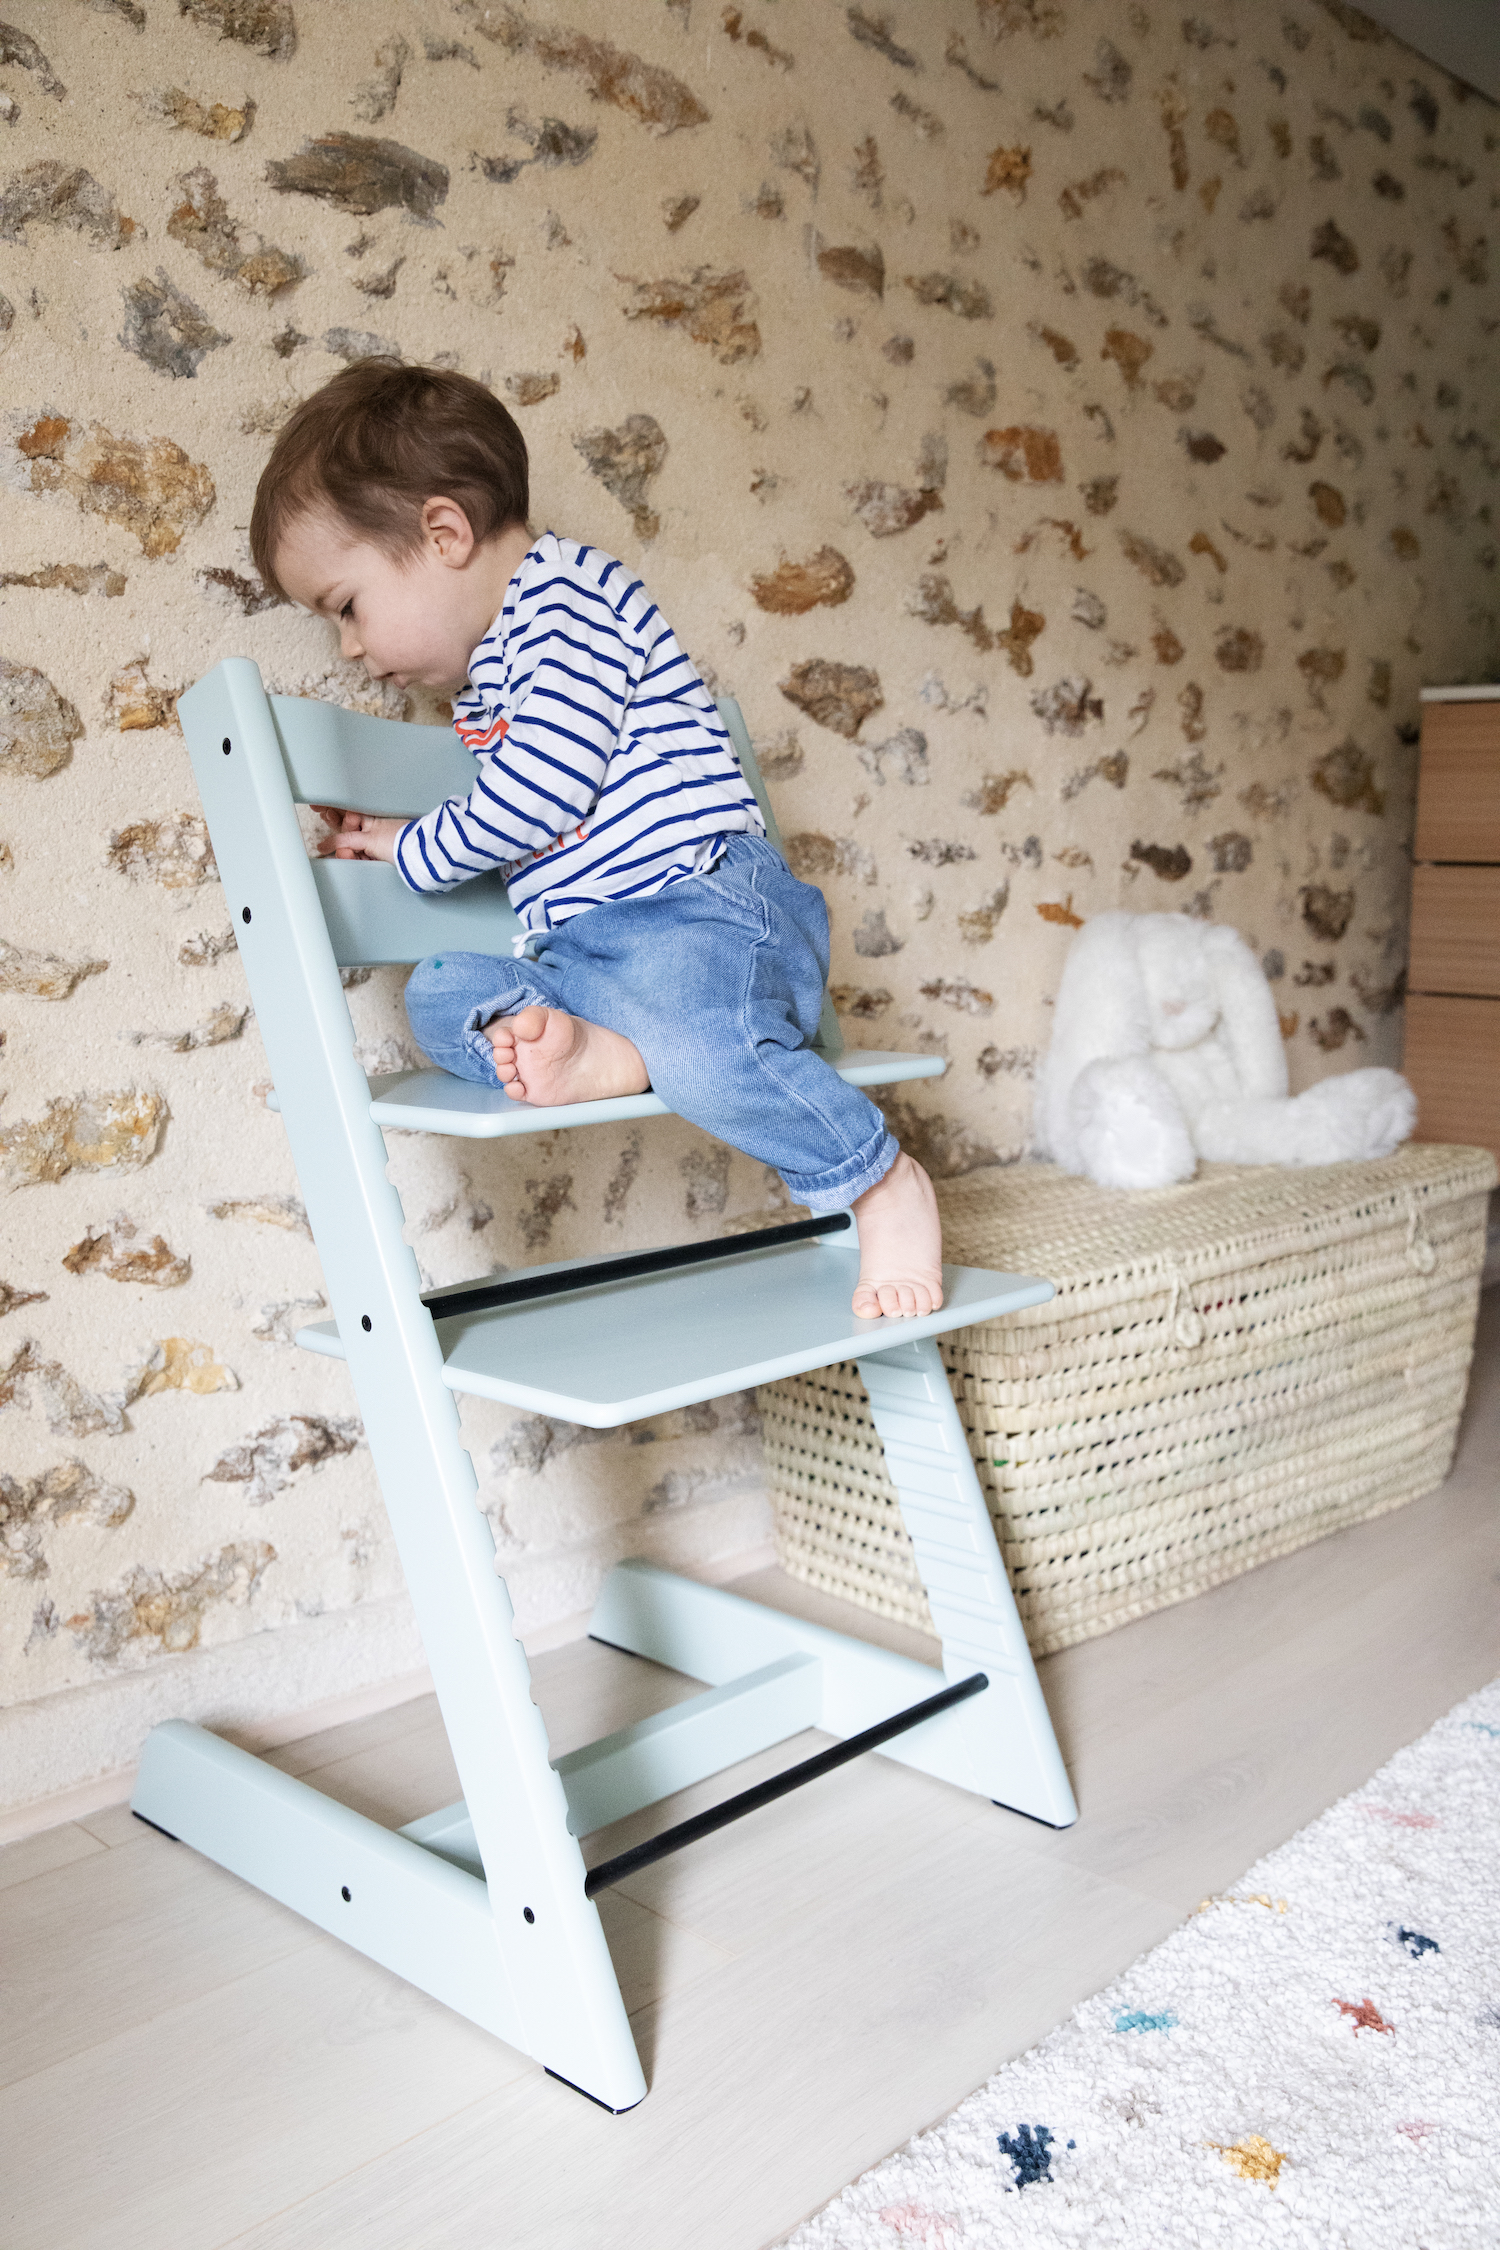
[250,362,943,1320]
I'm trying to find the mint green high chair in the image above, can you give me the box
[131,660,1076,2113]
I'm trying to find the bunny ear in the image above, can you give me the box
[1201,924,1288,1099]
[1036,912,1153,1164]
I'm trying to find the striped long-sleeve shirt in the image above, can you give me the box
[394,533,764,932]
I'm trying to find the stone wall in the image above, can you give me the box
[1,0,1496,1806]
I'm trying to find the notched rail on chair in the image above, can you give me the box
[421,1211,853,1323]
[582,1671,989,1897]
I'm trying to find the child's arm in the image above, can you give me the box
[393,592,636,894]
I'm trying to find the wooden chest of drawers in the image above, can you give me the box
[1406,690,1500,1161]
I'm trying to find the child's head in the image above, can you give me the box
[251,361,532,691]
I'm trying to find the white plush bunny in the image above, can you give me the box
[1035,910,1417,1190]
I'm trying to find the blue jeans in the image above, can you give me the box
[403,833,899,1214]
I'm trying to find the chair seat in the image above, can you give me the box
[296,1239,1053,1426]
[266,1051,946,1137]
[367,1051,947,1138]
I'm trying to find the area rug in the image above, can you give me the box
[782,1678,1500,2248]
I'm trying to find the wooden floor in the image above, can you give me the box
[4,1289,1498,2250]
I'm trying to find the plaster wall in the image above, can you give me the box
[1,0,1496,1807]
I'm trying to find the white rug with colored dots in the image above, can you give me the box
[781,1677,1500,2249]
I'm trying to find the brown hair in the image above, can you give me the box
[250,361,530,598]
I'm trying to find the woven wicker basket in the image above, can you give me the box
[760,1145,1496,1659]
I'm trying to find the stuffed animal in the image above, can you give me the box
[1035,910,1417,1190]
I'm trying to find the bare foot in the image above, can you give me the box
[485,1005,650,1107]
[849,1152,944,1320]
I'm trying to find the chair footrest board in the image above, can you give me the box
[264,1052,945,1138]
[296,1244,1053,1426]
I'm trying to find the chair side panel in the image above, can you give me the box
[269,692,473,810]
[313,859,521,966]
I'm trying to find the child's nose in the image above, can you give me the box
[339,619,364,660]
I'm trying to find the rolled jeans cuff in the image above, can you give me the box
[460,986,546,1086]
[783,1126,900,1217]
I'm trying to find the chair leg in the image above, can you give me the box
[855,1336,1077,1826]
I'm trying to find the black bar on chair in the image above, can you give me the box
[582,1671,989,1899]
[422,1210,852,1324]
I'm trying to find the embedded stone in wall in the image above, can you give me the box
[920,975,994,1013]
[107,661,183,732]
[1,1460,134,1582]
[979,426,1062,482]
[139,86,254,142]
[0,659,83,779]
[1030,676,1102,735]
[267,135,448,220]
[1312,740,1385,816]
[0,161,131,246]
[966,769,1033,814]
[204,1192,310,1234]
[749,547,853,613]
[958,886,1010,945]
[179,0,296,62]
[853,908,903,956]
[0,1090,166,1189]
[1301,884,1355,943]
[680,1144,730,1220]
[204,1413,360,1506]
[67,1541,278,1663]
[829,984,891,1018]
[107,813,215,887]
[904,272,992,319]
[456,6,711,136]
[1130,840,1192,882]
[505,371,560,406]
[1117,528,1186,587]
[0,937,107,999]
[167,166,304,295]
[874,1094,1000,1180]
[322,325,401,364]
[572,414,667,539]
[124,1337,238,1401]
[118,270,228,378]
[907,574,996,653]
[0,1339,127,1437]
[857,727,928,787]
[197,566,278,614]
[351,34,408,125]
[1209,832,1253,874]
[0,563,126,597]
[519,1172,576,1250]
[0,22,64,98]
[619,268,759,362]
[779,659,882,739]
[124,1000,248,1052]
[64,1216,190,1287]
[477,109,598,184]
[1150,749,1220,812]
[0,1278,46,1317]
[846,478,941,538]
[14,417,215,557]
[250,1294,325,1346]
[815,240,884,298]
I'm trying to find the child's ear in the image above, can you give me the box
[422,497,477,566]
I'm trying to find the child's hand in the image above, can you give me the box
[312,806,408,864]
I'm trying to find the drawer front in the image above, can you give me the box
[1416,699,1500,862]
[1408,865,1500,997]
[1404,993,1500,1161]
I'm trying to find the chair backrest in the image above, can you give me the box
[255,677,843,1052]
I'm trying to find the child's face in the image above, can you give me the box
[274,506,493,693]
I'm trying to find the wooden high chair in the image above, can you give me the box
[131,660,1076,2113]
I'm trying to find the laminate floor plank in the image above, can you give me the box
[0,1938,528,2250]
[0,1838,316,2092]
[0,1820,105,1893]
[218,1831,1172,2250]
